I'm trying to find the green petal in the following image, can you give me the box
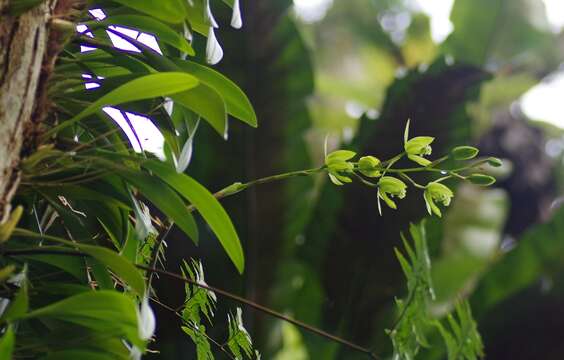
[405,136,434,155]
[380,191,397,210]
[328,173,344,186]
[424,191,442,217]
[408,154,432,166]
[325,150,356,164]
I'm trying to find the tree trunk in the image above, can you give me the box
[0,0,57,222]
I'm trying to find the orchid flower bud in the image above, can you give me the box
[325,150,356,185]
[423,182,454,217]
[377,176,407,211]
[358,156,381,178]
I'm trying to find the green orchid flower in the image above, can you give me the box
[325,150,356,185]
[423,182,454,217]
[358,155,382,178]
[377,176,407,213]
[404,120,434,166]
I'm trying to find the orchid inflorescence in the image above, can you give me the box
[324,120,502,217]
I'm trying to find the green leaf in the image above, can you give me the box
[226,308,254,359]
[11,229,146,296]
[78,244,146,296]
[0,325,14,360]
[172,84,228,139]
[111,0,188,24]
[451,146,479,160]
[22,291,142,346]
[0,205,23,243]
[119,171,200,244]
[92,15,195,55]
[182,324,213,360]
[49,72,199,135]
[325,150,356,164]
[172,59,257,127]
[143,160,244,273]
[435,301,484,360]
[180,260,217,325]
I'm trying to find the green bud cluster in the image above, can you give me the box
[323,120,501,217]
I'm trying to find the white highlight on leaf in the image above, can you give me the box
[182,22,193,43]
[137,295,156,341]
[235,307,249,335]
[164,98,174,117]
[195,261,217,302]
[206,27,223,65]
[175,119,200,173]
[132,198,157,240]
[231,0,243,29]
[204,0,219,28]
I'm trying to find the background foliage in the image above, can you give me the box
[1,0,564,359]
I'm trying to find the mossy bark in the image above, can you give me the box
[0,0,59,222]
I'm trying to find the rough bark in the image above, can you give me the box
[0,0,55,222]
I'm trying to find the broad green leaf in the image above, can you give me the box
[21,291,142,346]
[0,325,14,360]
[185,0,212,35]
[143,160,244,273]
[173,59,257,127]
[48,72,199,135]
[112,0,188,24]
[118,170,199,243]
[172,84,228,138]
[79,243,146,296]
[12,229,146,296]
[91,15,195,55]
[20,253,87,282]
[97,30,232,138]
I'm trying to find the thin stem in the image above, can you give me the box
[186,166,326,213]
[1,248,380,359]
[388,285,416,333]
[352,172,378,188]
[137,264,381,360]
[398,173,425,189]
[147,223,173,290]
[151,297,236,360]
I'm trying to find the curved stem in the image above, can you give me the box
[1,248,380,359]
[186,166,326,213]
[398,173,425,189]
